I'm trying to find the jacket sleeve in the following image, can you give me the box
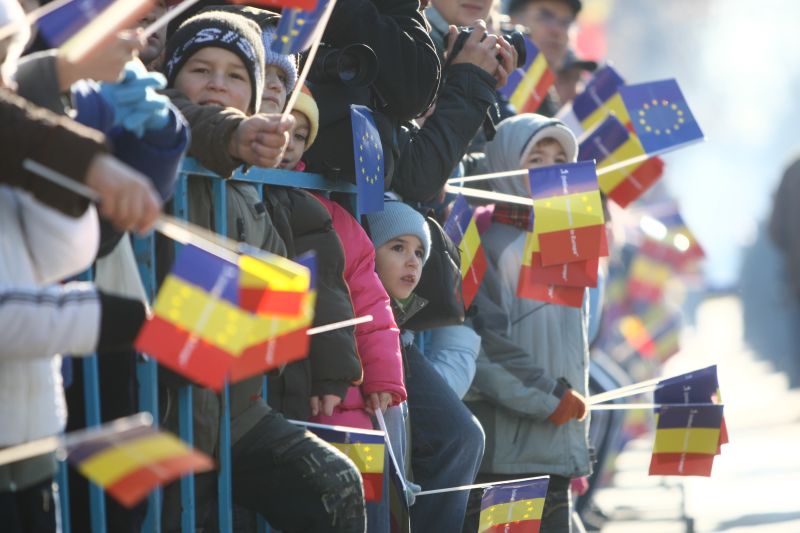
[0,282,101,360]
[469,243,562,421]
[0,89,109,217]
[422,325,481,399]
[391,64,496,202]
[14,50,64,114]
[322,0,440,121]
[322,196,406,403]
[163,88,244,178]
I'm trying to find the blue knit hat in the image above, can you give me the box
[261,25,298,94]
[366,201,431,264]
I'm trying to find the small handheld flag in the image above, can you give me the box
[479,477,550,533]
[443,194,487,309]
[559,65,626,135]
[228,0,320,11]
[351,105,385,214]
[272,0,331,54]
[649,404,723,477]
[292,420,386,502]
[64,416,213,508]
[36,0,115,46]
[499,38,555,114]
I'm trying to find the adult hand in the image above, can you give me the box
[57,30,145,89]
[547,388,587,426]
[310,394,342,417]
[84,153,161,234]
[228,113,295,169]
[447,21,500,78]
[365,392,393,415]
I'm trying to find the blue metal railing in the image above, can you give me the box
[58,159,356,532]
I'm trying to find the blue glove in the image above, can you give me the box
[99,60,170,138]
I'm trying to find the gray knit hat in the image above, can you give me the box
[261,25,298,94]
[367,201,431,264]
[164,11,266,113]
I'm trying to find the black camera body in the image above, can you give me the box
[307,43,379,88]
[444,26,527,69]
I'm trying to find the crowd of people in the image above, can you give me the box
[0,0,635,531]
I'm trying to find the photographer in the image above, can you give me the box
[391,20,515,201]
[304,0,441,188]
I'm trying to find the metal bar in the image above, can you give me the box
[56,461,72,533]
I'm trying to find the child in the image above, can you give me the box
[160,9,365,531]
[463,113,591,533]
[278,83,405,430]
[366,200,485,533]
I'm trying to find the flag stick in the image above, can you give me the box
[307,315,373,336]
[588,382,659,405]
[0,413,151,467]
[590,402,720,411]
[281,0,338,119]
[444,185,533,206]
[142,0,202,39]
[375,409,410,497]
[415,475,549,497]
[444,154,649,187]
[0,0,76,41]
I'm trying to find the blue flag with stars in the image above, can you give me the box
[271,0,330,55]
[619,79,704,155]
[350,105,384,214]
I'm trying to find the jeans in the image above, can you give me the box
[0,479,57,533]
[463,474,573,533]
[405,344,485,532]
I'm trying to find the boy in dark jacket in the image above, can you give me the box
[160,10,366,531]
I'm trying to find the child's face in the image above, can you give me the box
[261,64,288,113]
[521,138,568,169]
[173,47,252,113]
[280,111,310,170]
[375,235,425,300]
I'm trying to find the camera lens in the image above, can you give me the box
[309,44,379,88]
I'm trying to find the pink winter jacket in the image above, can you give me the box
[311,194,406,429]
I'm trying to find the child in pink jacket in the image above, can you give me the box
[281,85,405,429]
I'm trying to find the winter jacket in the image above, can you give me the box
[392,63,497,202]
[0,88,108,217]
[465,222,591,478]
[304,0,440,188]
[265,187,363,420]
[310,194,405,429]
[419,325,481,399]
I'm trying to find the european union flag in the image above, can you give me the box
[350,105,384,214]
[619,79,704,155]
[37,0,115,47]
[271,0,330,55]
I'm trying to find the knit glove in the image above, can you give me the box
[547,388,588,427]
[99,60,170,138]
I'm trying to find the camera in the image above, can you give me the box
[307,43,379,88]
[443,27,527,68]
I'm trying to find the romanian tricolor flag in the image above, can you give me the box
[135,245,258,390]
[239,250,311,317]
[618,304,681,362]
[558,65,626,136]
[578,115,665,208]
[229,253,317,383]
[649,404,723,477]
[479,477,550,533]
[66,423,213,508]
[499,38,555,114]
[656,209,705,263]
[295,420,385,502]
[530,161,606,266]
[443,194,487,309]
[272,0,331,54]
[627,252,672,303]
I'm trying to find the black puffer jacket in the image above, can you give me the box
[266,187,363,420]
[304,0,441,188]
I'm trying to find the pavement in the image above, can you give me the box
[593,296,800,533]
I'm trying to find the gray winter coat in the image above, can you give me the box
[464,113,591,478]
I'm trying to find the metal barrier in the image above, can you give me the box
[57,158,358,532]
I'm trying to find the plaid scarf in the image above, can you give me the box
[492,203,533,231]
